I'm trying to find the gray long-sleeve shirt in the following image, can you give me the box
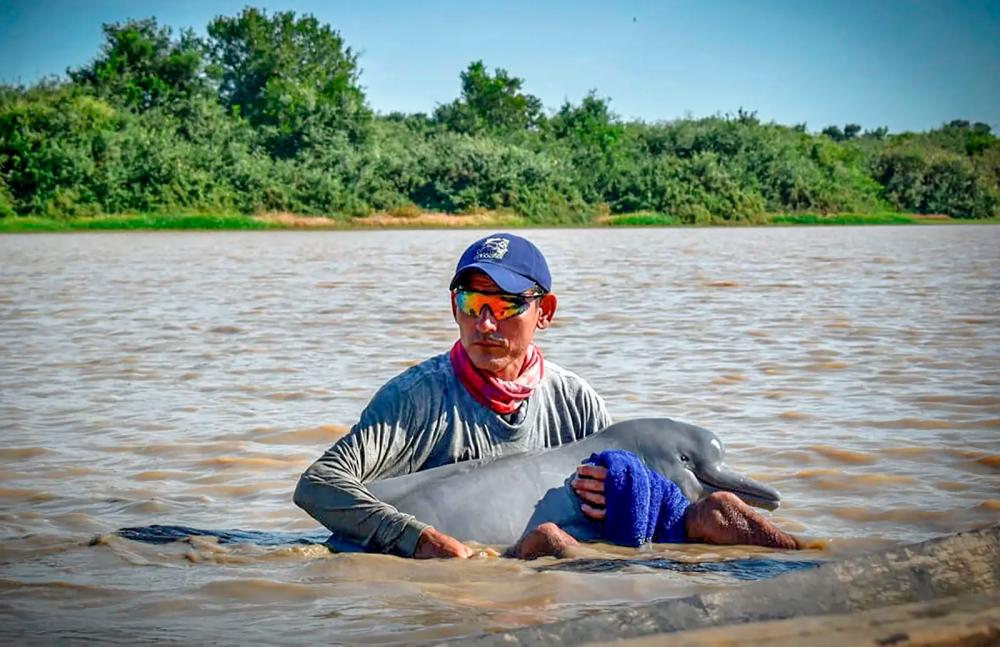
[293,351,612,556]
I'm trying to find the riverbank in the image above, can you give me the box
[1,210,995,233]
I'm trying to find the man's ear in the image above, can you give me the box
[450,292,458,322]
[536,293,558,329]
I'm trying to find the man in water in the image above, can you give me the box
[294,233,799,558]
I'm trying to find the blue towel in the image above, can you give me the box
[586,450,690,546]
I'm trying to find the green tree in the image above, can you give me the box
[821,125,844,142]
[0,172,15,217]
[544,92,627,205]
[207,7,369,155]
[863,126,888,140]
[548,92,620,146]
[0,83,122,215]
[69,18,207,112]
[434,61,543,135]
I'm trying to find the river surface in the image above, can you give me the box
[1,226,998,644]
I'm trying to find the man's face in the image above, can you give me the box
[451,271,557,380]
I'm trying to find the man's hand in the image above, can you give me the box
[414,527,473,559]
[508,522,579,559]
[571,464,608,521]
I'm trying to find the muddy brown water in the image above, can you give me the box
[1,227,998,644]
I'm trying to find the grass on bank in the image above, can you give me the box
[2,210,994,233]
[767,212,918,225]
[603,211,965,226]
[605,212,682,226]
[0,213,279,232]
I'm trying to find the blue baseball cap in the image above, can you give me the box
[449,233,552,294]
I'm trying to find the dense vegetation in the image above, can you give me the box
[2,8,997,225]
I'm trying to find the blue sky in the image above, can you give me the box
[1,0,997,133]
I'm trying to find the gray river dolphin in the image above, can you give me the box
[117,418,781,551]
[357,417,781,547]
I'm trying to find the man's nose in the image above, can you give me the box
[475,307,498,333]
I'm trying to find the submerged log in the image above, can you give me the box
[457,524,1000,646]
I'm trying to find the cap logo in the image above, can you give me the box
[474,237,510,261]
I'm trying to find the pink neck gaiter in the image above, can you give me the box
[449,340,544,414]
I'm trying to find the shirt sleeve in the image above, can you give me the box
[292,383,432,557]
[594,393,613,431]
[588,388,613,435]
[574,377,613,439]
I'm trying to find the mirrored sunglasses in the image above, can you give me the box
[453,290,542,321]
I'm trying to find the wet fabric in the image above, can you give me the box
[587,450,690,546]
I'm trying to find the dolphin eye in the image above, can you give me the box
[679,454,690,463]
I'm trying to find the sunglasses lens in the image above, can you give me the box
[456,291,532,321]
